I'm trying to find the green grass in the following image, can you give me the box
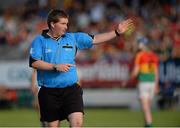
[0,108,179,127]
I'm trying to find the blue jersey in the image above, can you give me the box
[30,30,93,88]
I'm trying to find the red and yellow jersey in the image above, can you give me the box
[135,51,158,82]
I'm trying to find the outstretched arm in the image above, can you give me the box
[93,19,134,45]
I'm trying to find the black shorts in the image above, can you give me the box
[38,84,84,122]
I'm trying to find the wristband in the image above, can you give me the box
[115,29,120,36]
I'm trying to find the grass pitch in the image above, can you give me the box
[0,108,179,127]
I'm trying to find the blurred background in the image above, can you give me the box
[0,0,180,127]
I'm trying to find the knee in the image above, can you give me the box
[68,112,83,127]
[70,119,83,127]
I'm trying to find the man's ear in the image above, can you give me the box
[51,22,54,28]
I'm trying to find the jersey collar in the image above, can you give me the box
[41,29,65,39]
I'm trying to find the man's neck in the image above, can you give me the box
[47,30,61,40]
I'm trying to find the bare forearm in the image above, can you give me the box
[93,19,133,45]
[93,30,117,45]
[31,69,37,86]
[32,60,54,70]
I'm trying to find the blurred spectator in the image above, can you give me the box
[172,30,180,58]
[158,81,179,110]
[89,0,105,23]
[0,85,17,109]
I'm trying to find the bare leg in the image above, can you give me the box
[68,112,83,128]
[140,98,152,125]
[48,120,60,127]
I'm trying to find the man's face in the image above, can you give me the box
[138,43,144,49]
[52,17,68,36]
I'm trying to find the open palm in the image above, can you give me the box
[118,19,134,34]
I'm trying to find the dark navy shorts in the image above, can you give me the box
[38,83,84,122]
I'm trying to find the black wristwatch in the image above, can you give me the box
[53,64,57,71]
[115,29,121,36]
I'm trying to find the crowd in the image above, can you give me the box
[0,0,179,62]
[0,0,179,113]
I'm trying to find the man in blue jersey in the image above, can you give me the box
[29,9,133,127]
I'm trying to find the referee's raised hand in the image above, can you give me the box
[116,19,134,35]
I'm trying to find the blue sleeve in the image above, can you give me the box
[29,35,43,60]
[74,32,93,50]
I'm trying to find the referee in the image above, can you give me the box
[29,9,133,127]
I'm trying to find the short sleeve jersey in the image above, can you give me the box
[30,30,93,88]
[135,51,158,82]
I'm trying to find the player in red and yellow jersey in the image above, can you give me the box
[131,37,159,127]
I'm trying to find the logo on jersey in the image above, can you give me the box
[45,48,52,53]
[30,48,34,54]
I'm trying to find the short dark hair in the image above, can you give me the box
[47,9,69,29]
